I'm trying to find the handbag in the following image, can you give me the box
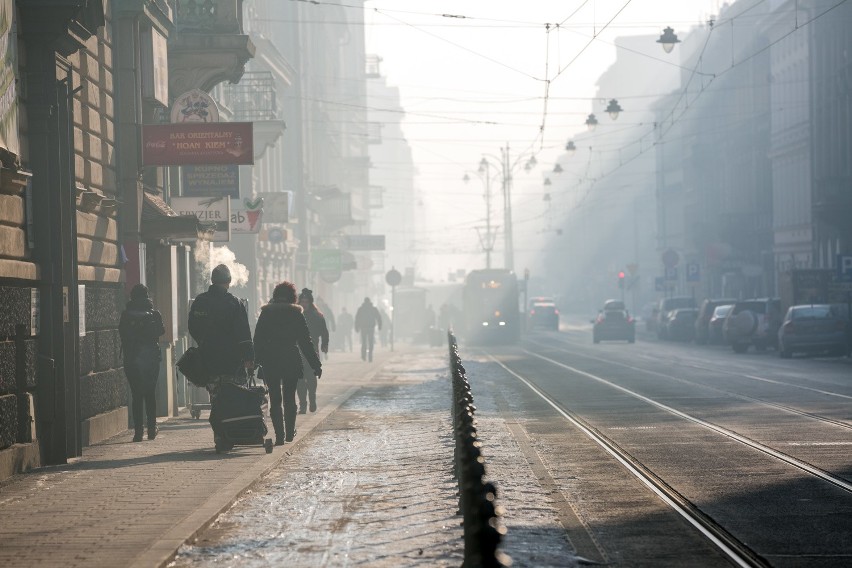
[176,346,210,387]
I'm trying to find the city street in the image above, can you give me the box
[460,318,852,566]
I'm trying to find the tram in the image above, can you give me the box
[462,269,520,344]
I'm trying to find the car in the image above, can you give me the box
[707,304,734,344]
[603,299,625,311]
[723,298,783,353]
[656,297,697,339]
[666,308,698,342]
[528,301,559,331]
[777,304,849,358]
[694,298,737,344]
[593,309,635,343]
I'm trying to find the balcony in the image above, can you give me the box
[223,72,277,122]
[168,0,255,96]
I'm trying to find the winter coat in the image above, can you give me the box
[304,307,330,354]
[188,285,254,378]
[355,303,382,333]
[253,301,322,381]
[119,298,165,385]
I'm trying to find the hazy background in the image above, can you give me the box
[362,0,725,283]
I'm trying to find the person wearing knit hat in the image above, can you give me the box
[297,288,329,413]
[188,262,255,450]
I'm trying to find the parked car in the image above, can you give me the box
[778,304,849,358]
[694,298,737,344]
[593,309,635,343]
[666,308,699,342]
[656,297,697,339]
[603,299,625,311]
[708,304,734,344]
[723,298,783,353]
[528,301,559,331]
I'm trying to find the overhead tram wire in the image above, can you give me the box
[550,0,850,216]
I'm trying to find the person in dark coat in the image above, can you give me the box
[119,284,165,442]
[355,297,382,362]
[254,282,322,444]
[188,264,254,444]
[297,288,329,414]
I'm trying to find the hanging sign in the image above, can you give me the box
[181,164,240,199]
[170,196,231,242]
[142,122,254,166]
[231,197,263,234]
[170,88,220,123]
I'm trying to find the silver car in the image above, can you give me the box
[778,304,849,359]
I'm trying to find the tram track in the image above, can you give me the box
[485,352,770,568]
[518,347,852,493]
[481,340,852,566]
[528,336,852,433]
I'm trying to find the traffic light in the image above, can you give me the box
[618,271,626,289]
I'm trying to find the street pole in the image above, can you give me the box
[391,284,395,352]
[502,145,515,272]
[484,162,492,269]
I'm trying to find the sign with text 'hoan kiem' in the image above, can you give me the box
[142,122,254,166]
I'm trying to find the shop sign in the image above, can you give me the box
[142,122,253,166]
[170,196,231,242]
[342,235,385,251]
[170,88,220,123]
[310,250,341,272]
[181,164,240,199]
[231,197,263,234]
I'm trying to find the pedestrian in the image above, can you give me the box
[297,288,329,413]
[118,284,165,442]
[355,297,382,362]
[254,282,322,444]
[188,264,255,448]
[317,296,336,360]
[337,306,354,352]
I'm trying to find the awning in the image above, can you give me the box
[141,191,215,241]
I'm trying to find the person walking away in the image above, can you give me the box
[317,296,336,359]
[297,288,329,413]
[337,307,354,352]
[188,264,255,447]
[119,284,165,442]
[254,282,322,444]
[355,297,382,362]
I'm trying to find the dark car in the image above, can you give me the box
[723,298,783,353]
[656,296,697,339]
[593,309,635,343]
[666,308,698,342]
[708,304,733,344]
[528,302,559,331]
[694,298,736,344]
[778,304,849,358]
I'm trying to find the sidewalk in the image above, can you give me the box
[0,346,581,567]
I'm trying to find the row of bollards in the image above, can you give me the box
[448,331,511,568]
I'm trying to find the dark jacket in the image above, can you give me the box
[188,285,254,377]
[119,298,165,357]
[254,301,322,380]
[304,307,330,354]
[355,303,382,333]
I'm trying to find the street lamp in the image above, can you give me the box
[467,160,496,269]
[543,177,552,186]
[585,113,599,131]
[565,140,576,155]
[605,99,623,120]
[657,26,680,53]
[480,144,536,271]
[553,163,563,174]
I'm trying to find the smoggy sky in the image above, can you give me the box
[361,0,729,280]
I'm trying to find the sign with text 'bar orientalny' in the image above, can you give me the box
[142,123,254,166]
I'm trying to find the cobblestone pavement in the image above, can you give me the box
[0,346,581,568]
[0,352,386,568]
